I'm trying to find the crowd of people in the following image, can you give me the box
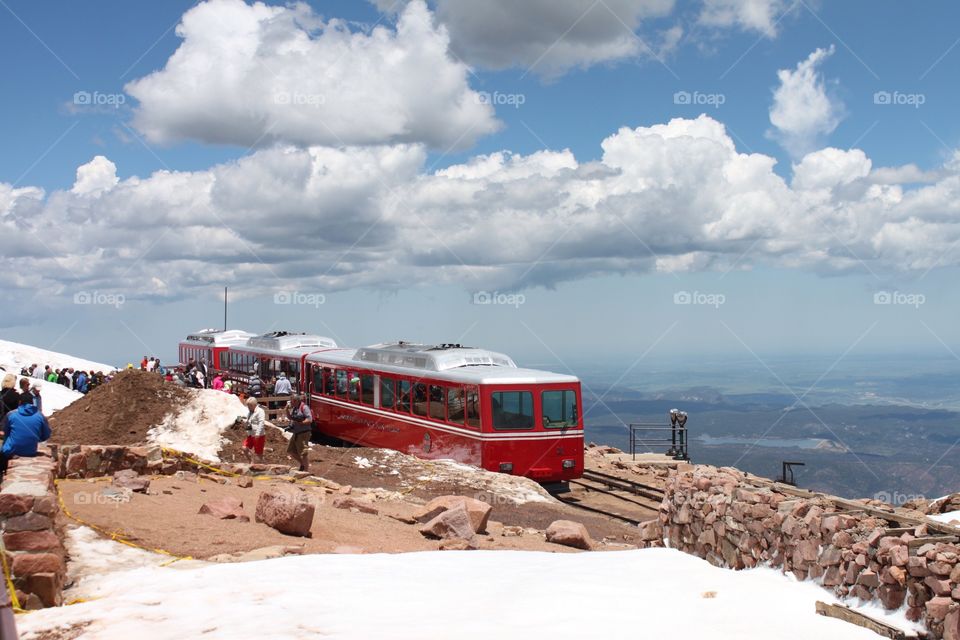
[1,355,312,480]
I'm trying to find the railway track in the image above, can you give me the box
[549,469,666,526]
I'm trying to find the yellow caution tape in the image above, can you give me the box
[0,538,25,614]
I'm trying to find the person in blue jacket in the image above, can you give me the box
[0,394,51,479]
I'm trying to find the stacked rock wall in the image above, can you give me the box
[0,451,67,609]
[652,464,960,640]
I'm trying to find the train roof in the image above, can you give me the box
[182,329,256,346]
[306,342,579,385]
[234,331,338,356]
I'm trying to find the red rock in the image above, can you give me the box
[926,596,955,620]
[930,560,953,576]
[198,497,248,521]
[946,608,960,640]
[12,553,64,576]
[887,566,907,586]
[0,494,33,517]
[235,476,254,489]
[832,531,853,548]
[878,585,905,610]
[639,519,662,542]
[925,575,952,596]
[545,520,594,551]
[254,490,314,537]
[866,528,885,547]
[420,506,477,543]
[3,512,52,532]
[889,544,909,567]
[822,566,842,586]
[112,469,150,493]
[819,545,842,566]
[439,538,477,551]
[23,572,61,607]
[331,496,378,515]
[908,556,929,577]
[906,606,924,622]
[413,496,491,534]
[3,531,61,552]
[858,570,880,588]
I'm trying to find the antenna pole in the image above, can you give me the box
[224,286,228,331]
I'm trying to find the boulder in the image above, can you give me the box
[926,596,955,620]
[11,553,64,576]
[112,469,150,493]
[439,538,477,551]
[545,520,594,551]
[638,519,662,542]
[414,496,492,534]
[254,490,315,537]
[198,497,249,521]
[2,531,61,553]
[331,496,379,515]
[419,506,476,543]
[236,476,254,489]
[0,494,33,517]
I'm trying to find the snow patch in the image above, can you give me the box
[146,389,246,462]
[19,544,918,639]
[929,510,960,525]
[354,456,372,469]
[0,338,114,375]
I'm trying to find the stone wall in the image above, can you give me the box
[648,464,960,640]
[48,444,298,479]
[0,450,67,609]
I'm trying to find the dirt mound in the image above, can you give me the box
[49,370,190,445]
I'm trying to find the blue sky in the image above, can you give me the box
[2,0,960,370]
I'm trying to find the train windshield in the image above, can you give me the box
[491,391,534,430]
[542,389,578,428]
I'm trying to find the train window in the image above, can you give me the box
[412,382,428,417]
[491,391,534,430]
[322,368,335,395]
[380,376,396,410]
[335,370,348,397]
[360,374,375,405]
[542,390,578,428]
[312,366,323,394]
[397,380,412,413]
[465,387,480,428]
[446,387,464,425]
[347,371,360,402]
[429,385,446,421]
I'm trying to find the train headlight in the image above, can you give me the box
[499,462,514,473]
[562,459,575,469]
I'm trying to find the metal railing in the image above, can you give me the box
[628,409,689,461]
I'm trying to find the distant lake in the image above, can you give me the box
[697,435,827,449]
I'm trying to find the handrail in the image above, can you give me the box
[628,409,689,461]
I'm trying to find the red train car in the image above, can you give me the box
[178,329,256,370]
[216,331,339,392]
[304,342,584,482]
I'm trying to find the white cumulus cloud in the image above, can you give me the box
[698,0,792,37]
[768,45,844,157]
[125,0,498,150]
[5,116,960,306]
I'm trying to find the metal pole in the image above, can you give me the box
[224,286,228,331]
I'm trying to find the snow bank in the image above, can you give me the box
[929,510,960,525]
[0,338,114,374]
[19,538,918,640]
[146,389,246,462]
